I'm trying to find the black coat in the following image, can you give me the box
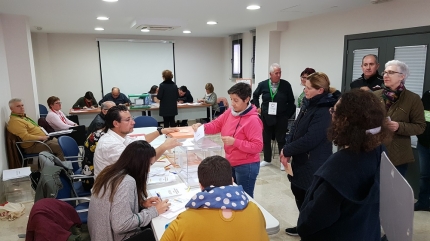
[418,90,430,148]
[283,91,341,190]
[297,146,383,241]
[253,79,296,126]
[350,72,383,90]
[157,80,178,116]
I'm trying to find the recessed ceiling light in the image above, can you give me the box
[246,5,261,10]
[141,29,150,32]
[95,27,104,31]
[207,21,217,25]
[183,30,191,34]
[102,0,118,2]
[97,16,109,20]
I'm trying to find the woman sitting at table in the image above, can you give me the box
[148,85,160,103]
[72,91,98,109]
[46,96,78,131]
[88,140,170,241]
[198,83,220,122]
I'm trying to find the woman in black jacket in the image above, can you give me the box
[157,70,178,127]
[280,72,341,236]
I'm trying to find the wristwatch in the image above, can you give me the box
[157,127,163,135]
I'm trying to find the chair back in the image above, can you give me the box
[38,117,55,133]
[39,104,48,118]
[134,116,158,128]
[218,101,226,114]
[5,128,23,169]
[58,136,80,172]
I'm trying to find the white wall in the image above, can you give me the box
[280,0,430,98]
[0,15,16,202]
[32,33,225,110]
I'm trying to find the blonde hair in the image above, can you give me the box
[205,83,214,93]
[307,72,336,93]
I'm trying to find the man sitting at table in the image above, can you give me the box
[87,101,115,134]
[7,98,65,161]
[177,85,193,126]
[98,87,132,106]
[161,155,269,241]
[93,105,181,178]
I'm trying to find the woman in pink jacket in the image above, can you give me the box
[192,82,263,197]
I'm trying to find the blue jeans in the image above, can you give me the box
[417,143,430,207]
[232,162,260,198]
[396,163,408,177]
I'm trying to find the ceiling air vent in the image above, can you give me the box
[135,25,178,31]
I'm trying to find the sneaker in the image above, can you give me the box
[260,161,272,167]
[280,164,285,171]
[285,227,298,236]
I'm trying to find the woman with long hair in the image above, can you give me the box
[297,90,392,240]
[88,140,170,241]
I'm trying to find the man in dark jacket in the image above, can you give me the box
[87,101,115,134]
[253,63,296,169]
[98,87,131,106]
[177,86,193,126]
[350,54,383,91]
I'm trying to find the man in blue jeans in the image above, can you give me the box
[415,90,430,211]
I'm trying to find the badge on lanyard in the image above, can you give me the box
[268,102,277,115]
[268,80,280,115]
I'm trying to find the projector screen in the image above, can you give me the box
[98,39,175,98]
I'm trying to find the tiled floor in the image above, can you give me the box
[1,133,429,240]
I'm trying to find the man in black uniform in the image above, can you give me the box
[350,54,383,91]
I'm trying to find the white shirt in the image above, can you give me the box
[46,110,76,131]
[93,129,145,178]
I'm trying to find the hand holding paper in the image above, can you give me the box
[194,125,205,142]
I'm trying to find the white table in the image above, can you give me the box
[131,127,280,240]
[130,103,213,122]
[69,108,100,127]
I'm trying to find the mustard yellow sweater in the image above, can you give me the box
[161,202,269,241]
[7,115,45,148]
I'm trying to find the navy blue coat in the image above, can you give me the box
[282,91,341,190]
[297,146,383,241]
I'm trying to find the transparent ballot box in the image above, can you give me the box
[174,138,223,187]
[128,94,151,109]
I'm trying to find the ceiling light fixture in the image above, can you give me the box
[141,29,150,32]
[97,16,109,20]
[183,30,191,34]
[207,21,217,25]
[95,27,104,31]
[246,5,261,10]
[102,0,118,2]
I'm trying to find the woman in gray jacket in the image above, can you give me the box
[198,83,220,121]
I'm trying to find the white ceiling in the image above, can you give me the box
[0,0,373,37]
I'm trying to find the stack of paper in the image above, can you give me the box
[2,167,31,181]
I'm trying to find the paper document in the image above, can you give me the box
[194,125,205,142]
[41,127,73,137]
[3,167,31,181]
[147,173,176,185]
[148,183,188,199]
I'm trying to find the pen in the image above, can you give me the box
[174,198,183,203]
[156,192,162,201]
[164,163,172,168]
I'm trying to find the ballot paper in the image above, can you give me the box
[148,183,188,199]
[194,125,205,142]
[147,173,176,185]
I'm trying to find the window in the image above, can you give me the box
[231,34,242,78]
[252,35,256,79]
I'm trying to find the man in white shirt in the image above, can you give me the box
[93,105,181,178]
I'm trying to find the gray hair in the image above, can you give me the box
[101,101,115,110]
[362,54,379,64]
[9,98,22,108]
[269,63,281,73]
[385,60,410,80]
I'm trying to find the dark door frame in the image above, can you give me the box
[342,25,430,93]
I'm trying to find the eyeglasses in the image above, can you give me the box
[54,102,62,105]
[329,107,336,115]
[120,118,132,122]
[382,70,402,76]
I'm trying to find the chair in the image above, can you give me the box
[134,116,158,128]
[38,117,55,133]
[39,104,48,118]
[58,136,92,197]
[14,138,53,167]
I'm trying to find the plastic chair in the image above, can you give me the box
[58,136,82,174]
[134,116,158,128]
[39,104,48,118]
[218,101,226,114]
[57,172,90,223]
[15,139,53,167]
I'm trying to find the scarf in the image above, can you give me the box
[185,185,249,210]
[381,82,405,111]
[231,102,252,117]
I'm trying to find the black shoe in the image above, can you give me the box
[414,203,430,211]
[285,227,298,236]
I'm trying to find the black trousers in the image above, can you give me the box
[291,183,307,211]
[162,116,176,128]
[262,115,289,162]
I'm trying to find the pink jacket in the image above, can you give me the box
[204,105,263,167]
